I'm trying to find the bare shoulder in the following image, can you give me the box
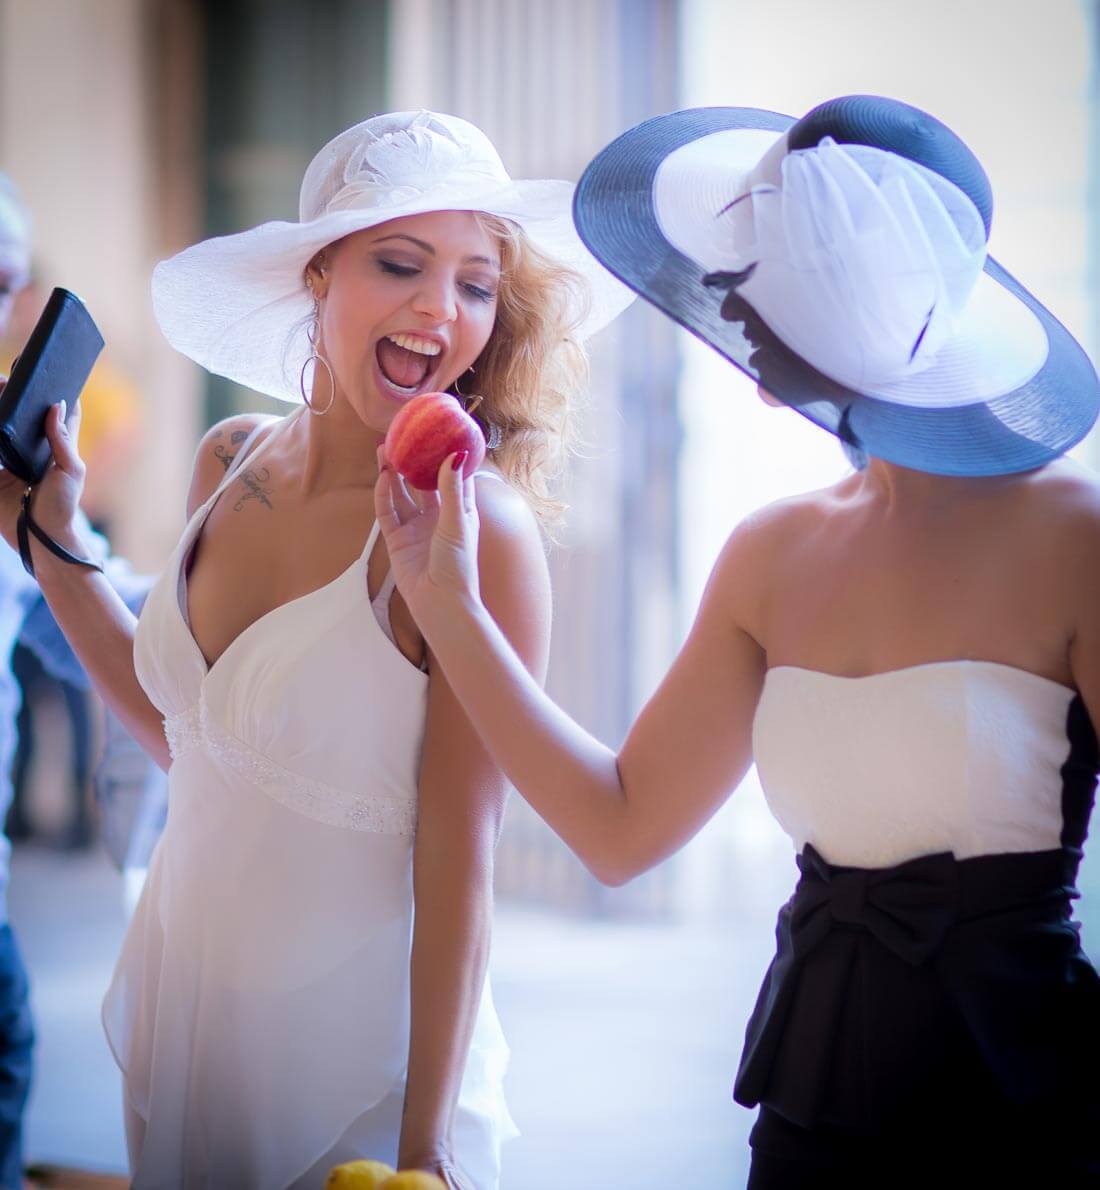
[471,466,542,548]
[1032,457,1100,515]
[1023,459,1100,565]
[735,483,839,548]
[186,412,281,519]
[705,484,841,638]
[469,469,551,622]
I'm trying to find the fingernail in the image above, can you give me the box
[452,450,467,472]
[59,400,67,422]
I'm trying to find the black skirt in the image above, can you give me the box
[736,845,1100,1187]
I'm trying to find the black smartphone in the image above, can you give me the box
[0,288,104,484]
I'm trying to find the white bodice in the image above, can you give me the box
[752,660,1080,869]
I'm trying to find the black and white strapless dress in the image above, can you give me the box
[743,661,1099,1185]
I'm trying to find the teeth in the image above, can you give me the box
[385,378,419,395]
[386,333,441,357]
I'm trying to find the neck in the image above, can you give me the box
[293,389,384,496]
[858,456,1019,513]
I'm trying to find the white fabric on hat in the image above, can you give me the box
[153,111,634,403]
[653,128,1049,407]
[737,138,986,390]
[301,111,510,220]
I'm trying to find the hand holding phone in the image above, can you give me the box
[0,289,106,577]
[0,288,103,484]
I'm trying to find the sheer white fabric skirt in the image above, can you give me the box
[103,749,516,1189]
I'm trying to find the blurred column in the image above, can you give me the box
[390,0,684,917]
[200,0,390,423]
[0,0,202,568]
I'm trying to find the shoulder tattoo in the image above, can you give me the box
[234,467,274,512]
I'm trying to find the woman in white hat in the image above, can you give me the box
[373,96,1100,1185]
[0,111,630,1188]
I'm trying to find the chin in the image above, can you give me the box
[359,398,397,436]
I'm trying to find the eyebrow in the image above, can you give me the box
[371,234,499,269]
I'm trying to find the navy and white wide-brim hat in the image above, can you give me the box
[574,95,1099,476]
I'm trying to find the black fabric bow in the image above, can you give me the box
[735,844,960,1128]
[734,844,1092,1131]
[792,843,959,965]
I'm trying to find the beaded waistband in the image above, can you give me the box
[162,703,417,837]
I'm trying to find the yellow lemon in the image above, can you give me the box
[325,1159,397,1189]
[381,1173,448,1190]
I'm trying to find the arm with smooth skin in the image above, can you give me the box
[375,451,767,886]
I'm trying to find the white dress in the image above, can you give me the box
[103,408,516,1189]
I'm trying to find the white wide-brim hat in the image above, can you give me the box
[573,96,1099,476]
[153,110,635,403]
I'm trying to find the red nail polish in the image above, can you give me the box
[452,451,467,472]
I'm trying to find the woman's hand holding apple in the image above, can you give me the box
[374,435,481,632]
[383,392,485,492]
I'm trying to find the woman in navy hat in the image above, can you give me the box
[374,96,1100,1186]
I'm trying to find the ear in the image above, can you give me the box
[304,250,330,299]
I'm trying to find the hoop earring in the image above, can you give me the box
[460,393,503,450]
[482,419,503,451]
[300,309,336,415]
[452,365,476,398]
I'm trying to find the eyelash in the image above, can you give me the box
[377,259,496,304]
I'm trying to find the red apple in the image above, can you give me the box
[383,392,486,491]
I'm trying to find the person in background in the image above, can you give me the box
[0,170,153,1185]
[2,241,145,852]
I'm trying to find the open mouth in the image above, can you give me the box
[375,333,443,397]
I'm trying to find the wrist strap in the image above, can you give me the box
[17,486,104,580]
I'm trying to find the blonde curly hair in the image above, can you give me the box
[463,214,590,533]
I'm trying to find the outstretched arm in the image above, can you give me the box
[375,451,766,886]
